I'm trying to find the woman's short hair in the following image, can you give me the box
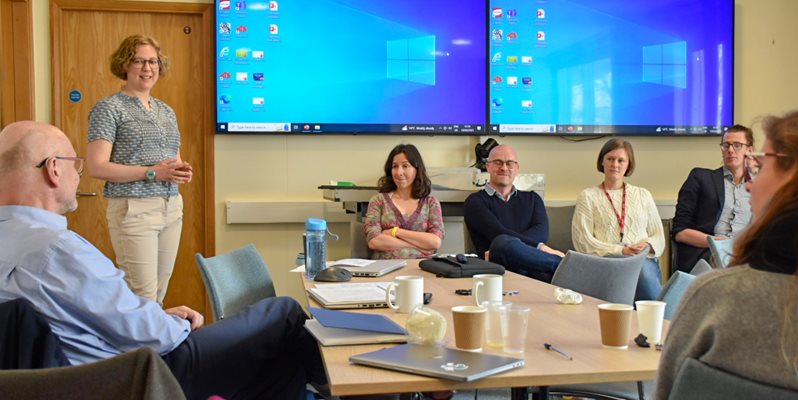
[734,110,798,267]
[377,144,432,199]
[109,34,170,80]
[596,138,635,177]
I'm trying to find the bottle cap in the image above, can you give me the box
[306,218,327,231]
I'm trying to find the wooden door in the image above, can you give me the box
[51,0,214,313]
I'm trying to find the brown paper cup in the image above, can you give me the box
[598,303,634,349]
[451,305,486,351]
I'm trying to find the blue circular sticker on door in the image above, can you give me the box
[69,90,82,103]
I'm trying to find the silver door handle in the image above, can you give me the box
[77,192,97,197]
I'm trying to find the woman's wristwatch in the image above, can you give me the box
[146,168,156,182]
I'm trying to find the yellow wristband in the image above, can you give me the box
[391,227,398,238]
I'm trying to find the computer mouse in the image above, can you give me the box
[314,266,353,282]
[456,254,469,263]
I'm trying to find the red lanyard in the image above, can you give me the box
[601,182,626,241]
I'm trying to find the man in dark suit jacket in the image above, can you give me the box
[672,125,754,272]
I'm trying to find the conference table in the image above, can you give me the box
[300,260,664,398]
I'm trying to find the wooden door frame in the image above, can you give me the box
[50,0,216,258]
[0,0,35,125]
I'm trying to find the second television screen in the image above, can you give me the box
[488,0,734,135]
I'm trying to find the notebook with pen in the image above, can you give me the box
[327,258,406,277]
[350,343,525,381]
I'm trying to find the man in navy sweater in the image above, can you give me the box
[464,145,564,282]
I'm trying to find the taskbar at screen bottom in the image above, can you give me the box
[491,124,729,136]
[216,122,487,134]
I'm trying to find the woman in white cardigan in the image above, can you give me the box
[571,138,665,300]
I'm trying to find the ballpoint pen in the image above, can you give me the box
[544,342,573,360]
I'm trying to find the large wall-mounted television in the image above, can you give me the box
[215,0,487,134]
[215,0,734,136]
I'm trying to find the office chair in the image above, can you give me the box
[551,249,648,305]
[548,249,651,400]
[0,299,184,400]
[545,204,576,252]
[195,244,277,321]
[657,271,696,321]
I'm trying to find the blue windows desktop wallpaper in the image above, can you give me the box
[216,0,486,133]
[216,0,733,136]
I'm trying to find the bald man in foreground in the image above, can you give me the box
[0,121,325,399]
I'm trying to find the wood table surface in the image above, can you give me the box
[300,260,664,396]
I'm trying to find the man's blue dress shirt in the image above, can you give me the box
[0,205,189,365]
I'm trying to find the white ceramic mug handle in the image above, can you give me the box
[386,282,399,310]
[474,281,485,307]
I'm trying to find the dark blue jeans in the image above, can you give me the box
[635,258,663,301]
[489,234,562,282]
[163,297,326,400]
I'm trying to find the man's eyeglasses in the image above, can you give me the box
[487,159,519,169]
[130,58,161,69]
[36,156,85,175]
[719,141,750,151]
[744,151,789,181]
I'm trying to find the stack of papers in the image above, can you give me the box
[305,307,407,346]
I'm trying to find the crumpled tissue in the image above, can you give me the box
[554,287,583,304]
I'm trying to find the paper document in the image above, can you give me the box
[327,258,375,268]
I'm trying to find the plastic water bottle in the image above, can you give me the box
[305,218,327,280]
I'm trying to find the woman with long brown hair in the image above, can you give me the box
[656,111,798,397]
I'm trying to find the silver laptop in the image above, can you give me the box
[307,282,391,309]
[305,319,407,346]
[329,259,406,277]
[350,344,525,381]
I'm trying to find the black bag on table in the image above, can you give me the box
[419,256,505,278]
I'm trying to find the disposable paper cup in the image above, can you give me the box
[635,300,666,344]
[451,305,486,351]
[598,303,634,349]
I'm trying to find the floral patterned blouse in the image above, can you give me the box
[363,193,445,260]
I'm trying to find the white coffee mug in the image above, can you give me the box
[386,275,424,313]
[473,274,503,307]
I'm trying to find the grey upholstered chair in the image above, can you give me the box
[668,357,798,400]
[545,204,576,252]
[195,244,276,321]
[689,258,713,276]
[0,347,185,400]
[657,271,696,321]
[550,249,648,305]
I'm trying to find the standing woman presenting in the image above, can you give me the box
[87,34,192,304]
